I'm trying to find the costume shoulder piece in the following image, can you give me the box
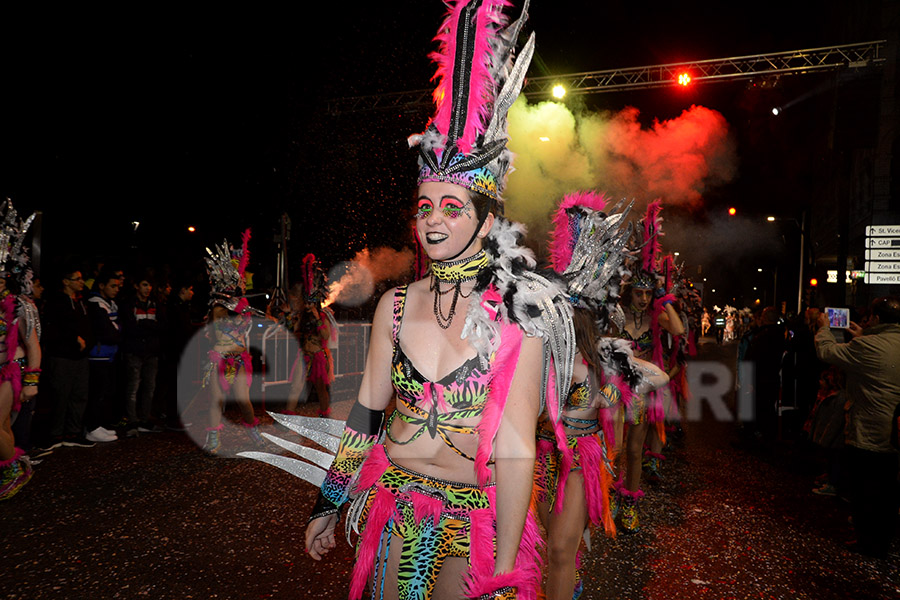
[461,216,575,422]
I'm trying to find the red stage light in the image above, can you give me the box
[728,207,737,216]
[809,278,818,287]
[678,73,691,86]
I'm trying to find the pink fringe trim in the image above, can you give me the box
[475,321,522,487]
[464,487,543,600]
[410,491,444,527]
[1,293,23,411]
[305,349,334,385]
[349,485,399,600]
[577,435,616,536]
[208,349,253,393]
[354,443,389,494]
[240,417,259,428]
[205,424,224,432]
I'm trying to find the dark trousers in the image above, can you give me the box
[86,360,117,431]
[844,445,900,557]
[10,394,36,452]
[47,356,89,438]
[124,353,158,423]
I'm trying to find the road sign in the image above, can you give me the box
[865,225,900,237]
[864,273,900,284]
[866,237,900,248]
[865,261,900,273]
[866,249,900,260]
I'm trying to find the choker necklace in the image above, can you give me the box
[430,250,488,329]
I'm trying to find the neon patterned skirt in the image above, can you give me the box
[346,444,542,600]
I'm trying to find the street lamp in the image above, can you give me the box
[758,267,778,308]
[765,212,806,315]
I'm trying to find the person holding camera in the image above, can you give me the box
[815,296,900,559]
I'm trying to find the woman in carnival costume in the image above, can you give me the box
[0,199,42,500]
[301,2,576,598]
[296,254,335,418]
[200,229,266,455]
[613,201,684,532]
[534,191,668,598]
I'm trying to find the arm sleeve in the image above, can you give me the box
[309,403,385,522]
[815,327,866,373]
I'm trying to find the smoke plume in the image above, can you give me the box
[504,98,738,241]
[325,247,414,307]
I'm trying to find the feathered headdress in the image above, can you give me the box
[549,191,634,331]
[409,0,534,207]
[628,200,664,289]
[0,198,37,295]
[205,228,251,312]
[300,253,327,305]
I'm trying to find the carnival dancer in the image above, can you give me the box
[200,230,266,455]
[534,191,668,599]
[0,200,41,500]
[251,3,572,598]
[297,254,335,417]
[613,201,684,532]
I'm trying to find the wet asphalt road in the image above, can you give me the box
[1,338,898,600]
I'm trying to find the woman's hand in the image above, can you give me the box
[305,513,338,560]
[21,386,38,401]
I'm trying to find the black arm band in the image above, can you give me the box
[308,490,341,523]
[346,402,385,436]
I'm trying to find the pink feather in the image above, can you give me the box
[238,228,251,279]
[549,190,609,272]
[577,435,616,535]
[353,443,389,494]
[348,486,398,600]
[475,321,522,487]
[430,0,510,154]
[640,200,663,273]
[410,491,444,527]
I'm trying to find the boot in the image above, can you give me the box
[203,426,222,455]
[0,449,33,500]
[643,450,665,483]
[242,418,266,448]
[617,486,644,533]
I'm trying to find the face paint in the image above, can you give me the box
[415,197,474,220]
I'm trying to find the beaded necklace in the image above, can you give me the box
[429,250,488,329]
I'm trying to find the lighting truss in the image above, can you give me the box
[326,40,886,115]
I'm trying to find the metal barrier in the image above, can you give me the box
[258,322,372,405]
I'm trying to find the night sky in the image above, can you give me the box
[1,2,888,308]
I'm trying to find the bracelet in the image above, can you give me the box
[23,368,41,385]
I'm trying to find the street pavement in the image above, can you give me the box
[1,338,898,599]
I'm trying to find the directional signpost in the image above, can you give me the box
[864,225,900,284]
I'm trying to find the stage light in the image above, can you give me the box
[552,84,566,99]
[728,207,737,216]
[678,73,691,86]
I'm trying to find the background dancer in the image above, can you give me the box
[614,201,684,532]
[0,200,41,500]
[200,230,265,455]
[535,191,667,599]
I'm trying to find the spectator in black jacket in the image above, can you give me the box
[744,306,786,441]
[160,280,197,430]
[42,266,95,448]
[84,269,122,443]
[120,270,163,434]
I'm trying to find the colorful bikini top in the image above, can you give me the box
[387,285,491,462]
[560,368,622,431]
[621,326,653,359]
[213,312,251,347]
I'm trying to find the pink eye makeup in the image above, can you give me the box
[415,200,434,220]
[440,198,472,219]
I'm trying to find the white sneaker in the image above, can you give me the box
[98,426,118,436]
[86,427,118,443]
